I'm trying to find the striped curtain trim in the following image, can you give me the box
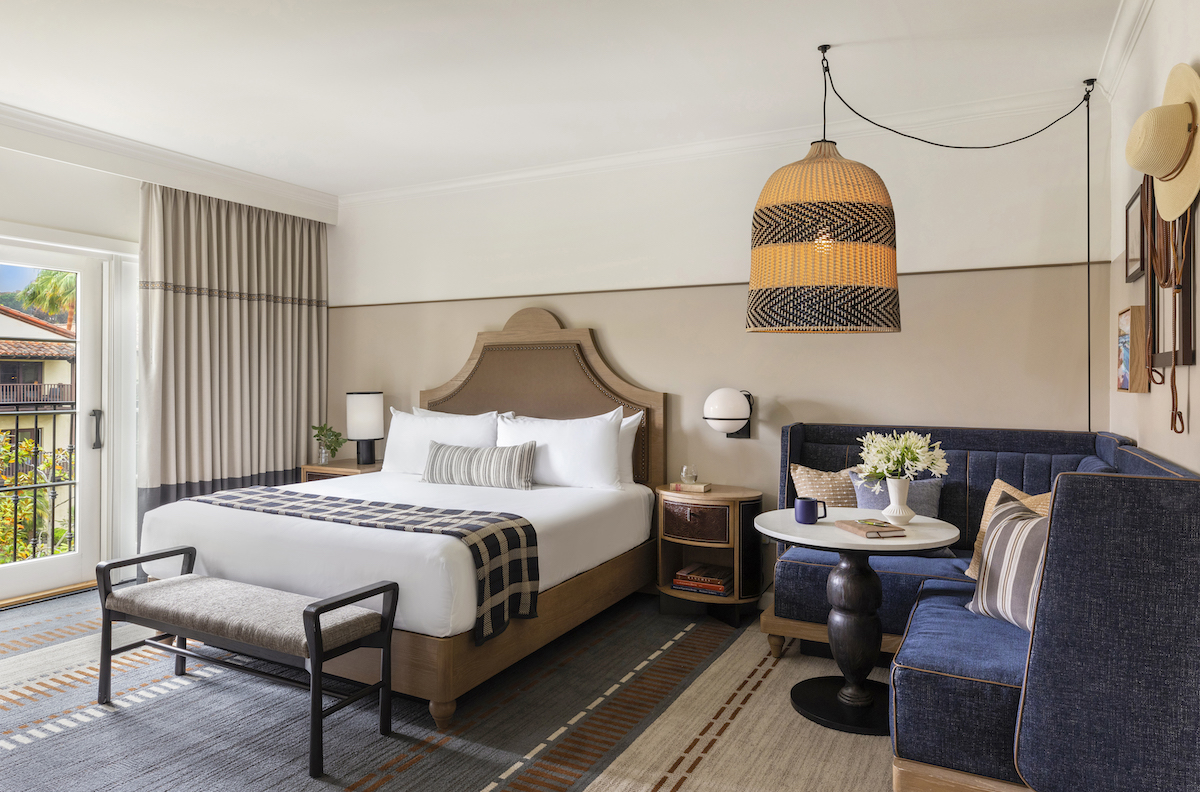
[423,441,537,490]
[966,492,1051,631]
[138,280,328,307]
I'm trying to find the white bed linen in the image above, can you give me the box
[139,473,654,638]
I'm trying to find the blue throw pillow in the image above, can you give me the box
[850,473,952,558]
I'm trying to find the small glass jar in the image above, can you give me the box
[680,465,698,484]
[318,446,331,465]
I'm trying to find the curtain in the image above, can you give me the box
[137,184,327,535]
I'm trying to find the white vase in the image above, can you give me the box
[882,477,915,526]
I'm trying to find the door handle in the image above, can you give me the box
[91,409,103,449]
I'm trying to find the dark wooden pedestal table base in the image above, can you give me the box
[789,549,889,735]
[753,507,959,737]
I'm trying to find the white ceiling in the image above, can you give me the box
[0,0,1121,197]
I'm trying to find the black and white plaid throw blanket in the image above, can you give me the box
[185,487,538,645]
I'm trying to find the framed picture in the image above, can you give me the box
[1144,186,1196,368]
[1117,306,1149,393]
[1125,187,1145,282]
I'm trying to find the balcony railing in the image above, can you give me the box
[0,383,74,405]
[0,407,76,566]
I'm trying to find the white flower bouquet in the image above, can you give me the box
[856,431,949,493]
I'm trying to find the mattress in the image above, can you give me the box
[139,473,655,638]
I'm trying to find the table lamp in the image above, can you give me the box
[346,391,384,465]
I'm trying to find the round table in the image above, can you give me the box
[755,507,959,735]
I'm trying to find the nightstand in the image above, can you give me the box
[300,458,383,482]
[655,485,763,623]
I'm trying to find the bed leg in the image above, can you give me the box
[767,634,785,658]
[429,699,456,730]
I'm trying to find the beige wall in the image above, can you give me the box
[328,263,1109,502]
[1106,0,1200,473]
[42,359,71,386]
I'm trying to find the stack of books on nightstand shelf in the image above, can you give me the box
[672,563,733,596]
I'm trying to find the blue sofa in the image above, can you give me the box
[760,423,1199,790]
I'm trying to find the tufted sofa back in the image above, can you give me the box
[777,423,1191,551]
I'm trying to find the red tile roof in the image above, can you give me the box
[0,304,75,339]
[0,339,75,360]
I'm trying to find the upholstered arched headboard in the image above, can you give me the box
[420,308,666,489]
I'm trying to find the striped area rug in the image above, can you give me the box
[0,588,744,791]
[584,626,893,792]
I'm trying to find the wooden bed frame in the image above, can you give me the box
[326,307,665,728]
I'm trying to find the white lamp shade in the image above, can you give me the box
[346,392,385,440]
[704,388,751,433]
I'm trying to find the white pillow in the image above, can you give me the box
[497,407,622,489]
[381,407,499,475]
[618,411,643,483]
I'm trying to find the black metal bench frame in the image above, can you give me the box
[96,545,399,777]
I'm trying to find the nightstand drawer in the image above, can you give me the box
[663,501,730,543]
[303,470,346,482]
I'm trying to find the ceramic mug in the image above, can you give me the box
[794,497,827,525]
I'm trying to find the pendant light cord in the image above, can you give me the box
[819,48,1090,149]
[819,45,830,141]
[816,47,1097,430]
[1086,80,1093,432]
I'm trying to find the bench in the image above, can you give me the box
[96,545,399,778]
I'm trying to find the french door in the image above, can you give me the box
[0,248,103,601]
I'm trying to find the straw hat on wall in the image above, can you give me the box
[1125,63,1200,222]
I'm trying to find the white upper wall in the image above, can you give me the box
[0,147,140,243]
[1106,0,1200,472]
[330,101,1111,306]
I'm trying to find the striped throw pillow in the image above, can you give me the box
[789,463,857,508]
[966,492,1050,631]
[966,480,1053,579]
[423,441,536,490]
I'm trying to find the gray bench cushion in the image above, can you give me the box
[106,575,380,658]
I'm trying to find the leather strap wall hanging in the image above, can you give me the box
[1142,173,1192,433]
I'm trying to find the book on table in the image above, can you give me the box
[671,581,732,596]
[674,563,733,585]
[835,519,907,539]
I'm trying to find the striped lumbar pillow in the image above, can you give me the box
[423,441,536,490]
[966,492,1050,631]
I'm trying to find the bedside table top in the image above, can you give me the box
[302,458,383,473]
[655,484,762,501]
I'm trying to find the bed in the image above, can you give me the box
[139,307,666,728]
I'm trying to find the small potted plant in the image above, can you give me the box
[856,431,948,526]
[311,423,346,465]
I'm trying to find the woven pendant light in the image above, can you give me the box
[746,140,900,332]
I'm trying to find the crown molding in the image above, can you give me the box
[0,102,338,223]
[1095,0,1156,100]
[340,87,1087,208]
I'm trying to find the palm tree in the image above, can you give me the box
[18,269,76,332]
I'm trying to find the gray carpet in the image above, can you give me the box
[0,588,742,791]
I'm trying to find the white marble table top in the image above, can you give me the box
[754,507,960,554]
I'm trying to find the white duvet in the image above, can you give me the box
[139,473,655,637]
